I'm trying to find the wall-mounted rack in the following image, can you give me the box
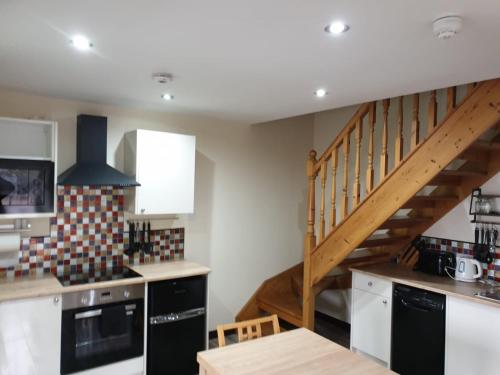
[469,188,500,224]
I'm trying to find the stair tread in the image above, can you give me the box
[408,194,458,201]
[471,140,500,151]
[439,169,487,177]
[257,291,302,326]
[381,216,432,228]
[360,233,410,247]
[292,251,390,296]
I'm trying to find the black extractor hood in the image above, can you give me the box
[58,115,140,187]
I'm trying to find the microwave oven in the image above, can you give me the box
[0,158,55,215]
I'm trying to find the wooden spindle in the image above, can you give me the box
[341,135,350,219]
[395,96,404,166]
[305,150,317,247]
[319,161,327,241]
[411,94,420,150]
[380,99,389,179]
[303,150,317,330]
[447,86,456,112]
[466,83,475,95]
[427,90,437,134]
[330,147,338,228]
[366,103,375,194]
[353,118,362,207]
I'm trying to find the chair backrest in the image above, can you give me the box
[216,314,280,347]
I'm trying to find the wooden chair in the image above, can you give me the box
[216,315,280,347]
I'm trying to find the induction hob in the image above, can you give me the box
[57,266,142,287]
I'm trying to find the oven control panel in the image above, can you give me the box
[62,283,145,310]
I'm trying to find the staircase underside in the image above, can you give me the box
[237,79,500,328]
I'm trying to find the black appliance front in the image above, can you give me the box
[147,276,207,375]
[0,158,54,214]
[415,248,455,277]
[391,284,446,375]
[61,299,144,374]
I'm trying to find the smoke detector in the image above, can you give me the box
[152,73,172,84]
[433,16,463,40]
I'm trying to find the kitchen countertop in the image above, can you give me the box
[350,263,500,308]
[129,261,210,282]
[198,328,394,375]
[0,260,210,303]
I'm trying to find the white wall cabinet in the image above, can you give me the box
[350,272,392,366]
[445,296,500,375]
[0,294,62,375]
[124,129,196,215]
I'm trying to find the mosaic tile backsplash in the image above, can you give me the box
[421,235,500,282]
[0,186,184,279]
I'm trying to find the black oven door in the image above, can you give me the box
[61,299,144,374]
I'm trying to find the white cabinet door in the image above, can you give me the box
[0,295,62,375]
[446,296,500,375]
[351,287,392,365]
[127,129,196,215]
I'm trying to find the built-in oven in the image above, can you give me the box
[61,284,144,374]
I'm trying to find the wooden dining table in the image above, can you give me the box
[197,328,396,374]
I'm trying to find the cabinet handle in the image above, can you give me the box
[53,296,59,305]
[382,299,387,305]
[368,281,373,287]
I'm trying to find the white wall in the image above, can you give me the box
[0,87,313,330]
[424,173,500,241]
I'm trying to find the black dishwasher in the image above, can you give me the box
[391,284,446,375]
[147,276,207,375]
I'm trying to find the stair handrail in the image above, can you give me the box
[313,102,372,174]
[305,82,481,252]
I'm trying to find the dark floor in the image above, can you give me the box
[314,311,351,348]
[209,312,350,349]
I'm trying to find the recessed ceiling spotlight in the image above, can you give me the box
[70,35,93,51]
[325,21,349,34]
[314,89,328,98]
[161,93,174,101]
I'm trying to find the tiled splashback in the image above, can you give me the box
[422,236,500,281]
[0,186,184,279]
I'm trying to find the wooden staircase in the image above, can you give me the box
[237,79,500,330]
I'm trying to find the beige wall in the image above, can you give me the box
[0,87,314,330]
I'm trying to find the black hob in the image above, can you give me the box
[57,267,142,287]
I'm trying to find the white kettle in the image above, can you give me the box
[455,255,483,282]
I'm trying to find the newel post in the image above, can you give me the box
[303,150,317,330]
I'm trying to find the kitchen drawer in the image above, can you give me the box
[353,272,392,298]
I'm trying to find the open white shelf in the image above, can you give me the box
[0,117,57,161]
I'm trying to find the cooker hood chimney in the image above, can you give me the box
[58,115,140,187]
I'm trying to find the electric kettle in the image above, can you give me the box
[455,254,483,282]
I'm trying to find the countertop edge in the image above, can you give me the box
[350,265,500,309]
[0,261,210,303]
[140,268,211,283]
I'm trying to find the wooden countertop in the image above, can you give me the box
[0,274,62,303]
[129,260,210,282]
[350,263,500,308]
[0,260,210,303]
[197,328,394,375]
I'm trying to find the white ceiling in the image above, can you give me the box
[0,0,499,124]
